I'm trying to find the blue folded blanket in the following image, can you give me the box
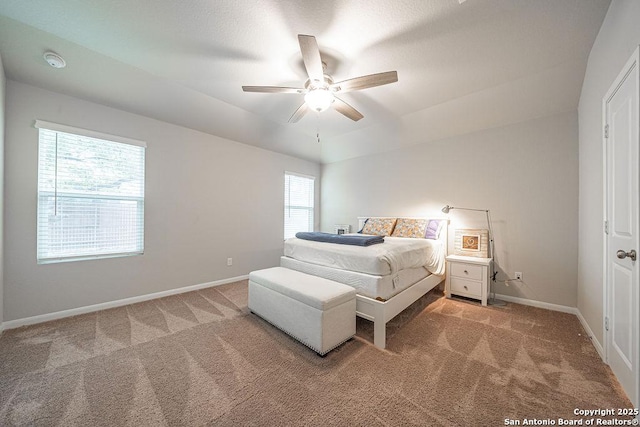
[295,232,384,246]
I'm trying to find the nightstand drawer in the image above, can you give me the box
[450,263,483,281]
[450,277,482,297]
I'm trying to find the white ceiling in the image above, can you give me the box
[0,0,610,163]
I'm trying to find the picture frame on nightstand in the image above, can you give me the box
[454,228,489,258]
[461,234,480,251]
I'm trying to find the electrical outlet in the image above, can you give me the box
[227,258,233,266]
[515,272,522,281]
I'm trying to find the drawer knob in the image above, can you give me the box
[464,270,468,274]
[464,285,468,290]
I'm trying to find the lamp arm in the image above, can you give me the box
[485,209,494,260]
[449,206,487,213]
[450,206,495,258]
[444,204,495,259]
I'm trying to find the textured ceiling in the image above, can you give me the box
[0,0,611,163]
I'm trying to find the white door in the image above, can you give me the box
[604,46,639,407]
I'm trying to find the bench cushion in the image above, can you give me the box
[249,267,355,310]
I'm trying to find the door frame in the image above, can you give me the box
[602,45,640,407]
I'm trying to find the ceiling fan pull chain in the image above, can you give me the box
[316,112,321,143]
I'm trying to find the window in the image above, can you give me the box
[284,172,314,239]
[36,120,146,263]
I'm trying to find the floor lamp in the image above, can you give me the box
[441,205,506,306]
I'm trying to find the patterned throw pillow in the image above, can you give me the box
[425,219,443,239]
[361,218,397,236]
[391,218,428,238]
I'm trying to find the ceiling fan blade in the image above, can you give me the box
[242,86,305,94]
[298,34,324,82]
[289,103,309,123]
[332,71,398,93]
[333,97,364,121]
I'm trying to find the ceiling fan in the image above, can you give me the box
[242,34,398,123]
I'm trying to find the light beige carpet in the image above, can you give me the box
[0,281,632,426]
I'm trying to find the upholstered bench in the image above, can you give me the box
[248,267,356,355]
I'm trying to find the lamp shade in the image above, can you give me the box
[305,88,334,112]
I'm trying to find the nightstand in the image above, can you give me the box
[445,255,492,306]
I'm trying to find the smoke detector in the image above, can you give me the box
[43,51,66,69]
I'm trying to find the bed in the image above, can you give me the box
[281,217,448,349]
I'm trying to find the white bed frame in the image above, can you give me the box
[355,217,448,349]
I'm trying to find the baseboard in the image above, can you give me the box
[494,293,577,314]
[2,274,249,331]
[575,309,605,360]
[495,293,606,361]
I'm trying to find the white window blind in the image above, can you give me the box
[284,172,314,239]
[36,124,145,263]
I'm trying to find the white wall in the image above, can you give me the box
[321,112,579,307]
[0,54,5,327]
[4,81,320,321]
[578,0,640,346]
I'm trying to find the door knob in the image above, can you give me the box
[617,249,637,261]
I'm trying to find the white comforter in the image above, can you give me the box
[283,236,445,276]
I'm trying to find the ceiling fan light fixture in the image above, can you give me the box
[242,34,397,122]
[304,88,334,112]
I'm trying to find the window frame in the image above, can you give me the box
[284,171,315,240]
[35,120,146,264]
